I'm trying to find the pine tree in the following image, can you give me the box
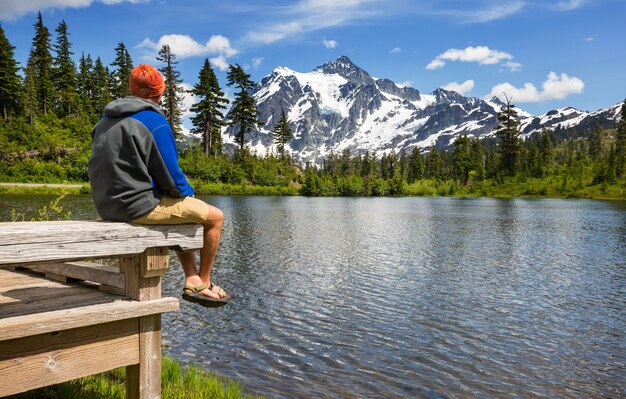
[271,110,293,159]
[22,63,38,124]
[615,99,626,178]
[452,135,473,184]
[110,42,133,99]
[52,20,78,117]
[157,45,184,138]
[470,138,485,181]
[588,124,603,162]
[91,57,111,118]
[77,53,94,117]
[190,59,228,156]
[226,64,261,152]
[495,98,521,177]
[425,147,443,179]
[538,128,554,176]
[0,24,22,120]
[27,12,54,116]
[407,147,424,183]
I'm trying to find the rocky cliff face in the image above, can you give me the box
[222,56,621,164]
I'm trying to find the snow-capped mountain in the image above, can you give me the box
[223,56,621,164]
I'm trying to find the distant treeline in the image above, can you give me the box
[0,15,624,199]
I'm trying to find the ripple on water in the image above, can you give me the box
[2,194,624,398]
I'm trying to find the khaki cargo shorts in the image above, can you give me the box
[132,196,210,225]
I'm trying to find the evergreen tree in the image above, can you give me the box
[407,147,424,183]
[52,20,78,116]
[91,57,111,118]
[425,147,443,179]
[27,12,54,115]
[157,45,184,137]
[271,110,293,159]
[470,138,485,181]
[22,63,38,124]
[77,53,94,117]
[0,24,22,120]
[615,99,626,178]
[588,124,603,162]
[360,150,378,179]
[538,128,555,176]
[452,135,473,184]
[226,63,261,152]
[110,42,133,99]
[495,98,521,176]
[525,140,541,177]
[189,59,227,156]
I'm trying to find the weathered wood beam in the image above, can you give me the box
[0,221,203,266]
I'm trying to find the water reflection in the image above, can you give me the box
[1,194,624,398]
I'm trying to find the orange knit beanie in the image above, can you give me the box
[129,64,165,99]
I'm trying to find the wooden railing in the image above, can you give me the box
[0,221,203,398]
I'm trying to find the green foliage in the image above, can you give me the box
[0,23,22,120]
[157,44,185,138]
[190,59,227,156]
[227,64,262,151]
[271,110,293,159]
[28,12,54,116]
[110,42,133,99]
[495,98,522,176]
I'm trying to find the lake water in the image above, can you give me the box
[1,195,625,398]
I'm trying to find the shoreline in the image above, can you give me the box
[1,181,624,201]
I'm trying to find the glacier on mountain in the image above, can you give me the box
[222,56,621,164]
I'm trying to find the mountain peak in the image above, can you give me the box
[314,55,374,85]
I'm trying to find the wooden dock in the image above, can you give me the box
[0,221,204,398]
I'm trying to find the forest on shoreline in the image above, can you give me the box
[1,15,624,200]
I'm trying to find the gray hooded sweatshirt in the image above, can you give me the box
[88,96,194,222]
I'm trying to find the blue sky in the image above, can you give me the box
[1,0,625,116]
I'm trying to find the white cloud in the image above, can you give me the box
[554,0,587,11]
[427,46,521,71]
[138,34,238,59]
[252,57,264,69]
[426,59,446,70]
[427,46,513,70]
[390,47,402,54]
[584,37,595,42]
[442,80,475,95]
[486,71,584,103]
[323,39,338,49]
[397,80,414,88]
[244,0,383,45]
[0,0,143,20]
[210,55,230,71]
[504,61,522,72]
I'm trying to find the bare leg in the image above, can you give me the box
[177,204,224,299]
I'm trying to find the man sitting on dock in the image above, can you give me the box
[88,63,229,307]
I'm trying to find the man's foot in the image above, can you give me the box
[208,281,229,299]
[182,283,229,307]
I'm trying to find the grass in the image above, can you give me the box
[1,177,623,200]
[8,356,265,399]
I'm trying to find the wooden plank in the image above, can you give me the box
[0,278,121,319]
[139,314,162,399]
[0,319,139,397]
[24,261,125,288]
[124,250,165,399]
[0,221,203,266]
[0,297,178,341]
[141,247,170,278]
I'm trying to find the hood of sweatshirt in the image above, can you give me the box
[103,96,166,118]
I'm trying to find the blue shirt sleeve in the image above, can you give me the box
[150,123,195,197]
[131,110,194,197]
